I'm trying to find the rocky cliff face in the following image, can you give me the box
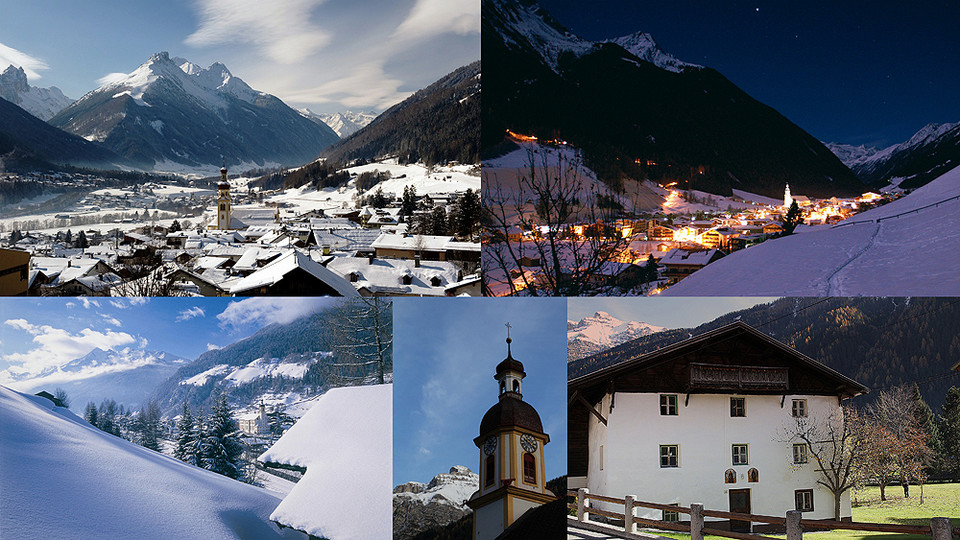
[393,465,479,540]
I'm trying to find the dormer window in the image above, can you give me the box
[349,272,360,283]
[401,275,413,285]
[430,276,442,287]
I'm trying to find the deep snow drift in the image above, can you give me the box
[665,165,960,296]
[0,385,306,540]
[259,383,392,540]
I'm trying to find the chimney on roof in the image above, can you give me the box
[368,253,375,265]
[415,254,421,268]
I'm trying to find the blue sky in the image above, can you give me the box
[393,298,567,485]
[0,297,338,382]
[0,0,478,114]
[568,298,778,329]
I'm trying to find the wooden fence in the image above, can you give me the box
[568,488,959,540]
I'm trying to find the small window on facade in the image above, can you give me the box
[795,489,814,512]
[660,445,679,468]
[485,454,495,487]
[793,443,809,464]
[792,399,807,417]
[512,380,520,393]
[523,453,536,484]
[730,397,746,417]
[660,394,678,416]
[732,444,748,465]
[499,380,505,394]
[724,468,736,483]
[662,505,680,522]
[599,445,604,471]
[748,468,759,482]
[219,204,225,211]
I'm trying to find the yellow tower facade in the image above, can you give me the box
[216,165,231,230]
[467,333,556,540]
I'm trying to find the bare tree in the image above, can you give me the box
[867,386,931,499]
[784,405,869,520]
[325,297,393,385]
[482,144,630,296]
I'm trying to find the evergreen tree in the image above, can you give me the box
[910,383,940,474]
[780,201,804,235]
[452,188,481,239]
[939,386,960,479]
[83,401,99,428]
[401,185,417,220]
[76,230,88,249]
[65,229,73,244]
[369,187,388,209]
[169,220,182,233]
[54,388,71,408]
[189,412,207,467]
[135,400,162,451]
[202,394,244,480]
[644,254,658,283]
[174,402,196,463]
[430,206,448,236]
[98,399,119,436]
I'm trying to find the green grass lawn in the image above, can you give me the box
[643,483,959,540]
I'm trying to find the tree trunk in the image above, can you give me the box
[834,491,842,521]
[902,478,909,498]
[879,483,886,501]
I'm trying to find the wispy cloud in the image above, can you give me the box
[392,0,479,43]
[100,314,122,327]
[1,318,139,380]
[185,0,331,64]
[79,298,100,309]
[283,60,408,110]
[96,72,128,87]
[176,306,206,322]
[217,297,332,329]
[206,343,221,351]
[0,42,50,81]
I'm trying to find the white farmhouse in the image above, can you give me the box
[568,321,868,532]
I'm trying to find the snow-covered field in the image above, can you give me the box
[665,165,960,296]
[267,159,479,215]
[0,385,306,539]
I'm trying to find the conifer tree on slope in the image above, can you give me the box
[202,394,244,479]
[83,401,99,428]
[174,402,195,463]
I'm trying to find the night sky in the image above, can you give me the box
[535,0,959,149]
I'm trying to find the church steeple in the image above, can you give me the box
[496,323,526,398]
[784,183,793,208]
[216,160,232,230]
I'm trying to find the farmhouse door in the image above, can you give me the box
[728,489,751,532]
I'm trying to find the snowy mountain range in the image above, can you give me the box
[826,122,960,190]
[482,0,863,199]
[300,109,377,138]
[568,311,665,361]
[0,65,74,120]
[49,52,339,170]
[6,347,188,411]
[393,465,479,540]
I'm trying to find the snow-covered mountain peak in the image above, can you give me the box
[824,142,881,167]
[905,122,959,147]
[393,465,479,539]
[299,109,376,138]
[607,31,701,73]
[0,64,73,120]
[567,312,666,361]
[487,0,593,72]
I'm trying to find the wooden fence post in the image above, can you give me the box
[624,495,636,533]
[931,517,951,540]
[578,488,589,523]
[786,510,802,540]
[690,503,704,540]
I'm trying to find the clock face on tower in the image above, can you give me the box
[520,433,538,452]
[483,435,498,455]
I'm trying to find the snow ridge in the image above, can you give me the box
[0,65,73,120]
[568,311,665,360]
[607,31,702,73]
[300,109,377,138]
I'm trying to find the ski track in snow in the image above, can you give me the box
[824,222,881,296]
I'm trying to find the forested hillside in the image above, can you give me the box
[569,298,960,410]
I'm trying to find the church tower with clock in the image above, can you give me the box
[467,326,556,540]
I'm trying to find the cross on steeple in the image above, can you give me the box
[505,322,512,356]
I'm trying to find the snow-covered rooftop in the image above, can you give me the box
[258,384,392,540]
[229,250,358,296]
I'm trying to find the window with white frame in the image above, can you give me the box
[732,444,748,465]
[793,443,809,464]
[795,489,814,512]
[660,445,679,468]
[792,399,807,417]
[660,394,679,416]
[730,397,746,417]
[662,504,680,522]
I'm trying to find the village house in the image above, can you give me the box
[568,322,868,532]
[659,248,725,284]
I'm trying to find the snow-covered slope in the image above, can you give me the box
[606,32,701,73]
[300,109,376,138]
[393,466,478,539]
[664,164,960,296]
[0,385,305,539]
[568,311,665,361]
[0,65,73,120]
[824,142,880,168]
[178,353,331,387]
[258,384,391,540]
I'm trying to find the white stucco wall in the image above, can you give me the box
[587,392,850,523]
[474,499,504,540]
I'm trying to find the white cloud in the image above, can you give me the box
[217,297,332,329]
[185,0,331,64]
[0,319,139,380]
[176,306,206,322]
[79,298,100,309]
[0,42,50,81]
[66,302,76,308]
[282,60,409,110]
[96,72,129,87]
[100,314,122,327]
[206,343,221,351]
[392,0,479,42]
[129,297,149,306]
